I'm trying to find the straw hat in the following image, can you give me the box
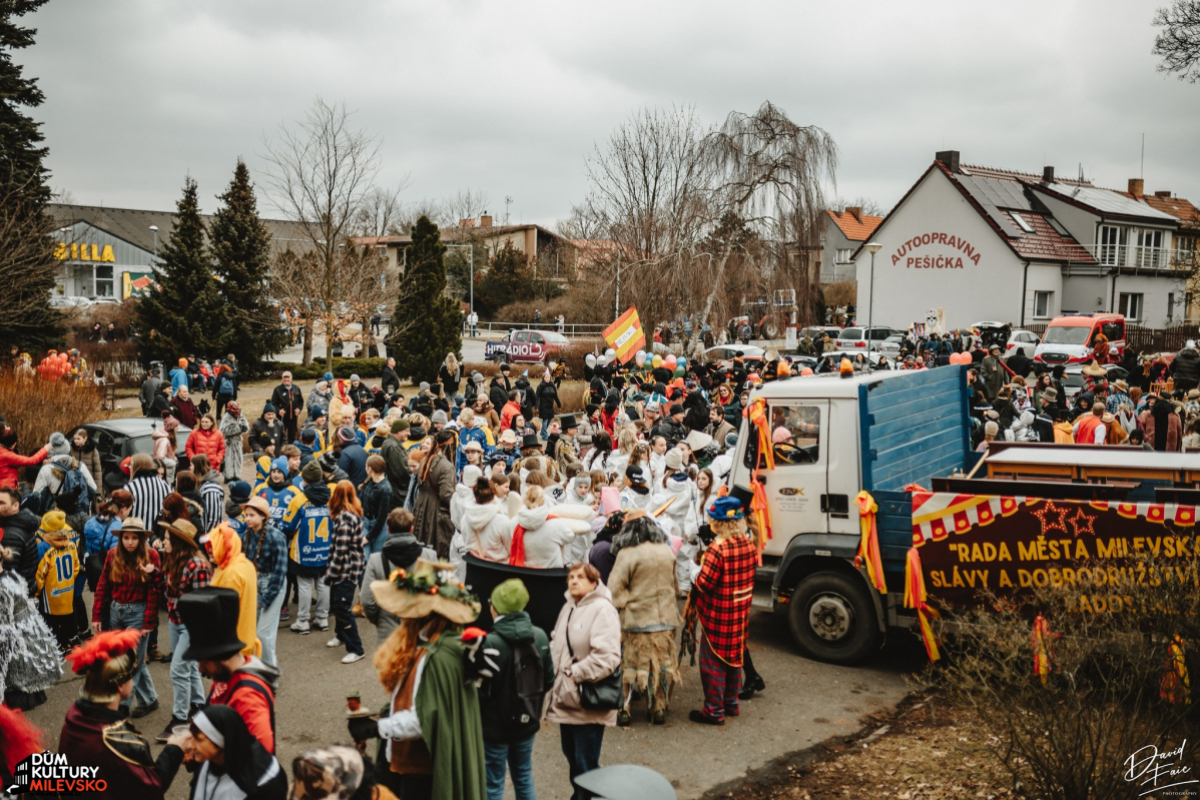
[1081,360,1107,377]
[159,518,199,548]
[369,559,480,624]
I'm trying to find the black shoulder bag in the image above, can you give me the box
[564,609,622,710]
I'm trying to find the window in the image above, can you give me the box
[769,404,821,465]
[835,248,853,264]
[1101,320,1124,342]
[1011,212,1035,233]
[513,331,529,343]
[1033,290,1053,319]
[1136,229,1164,268]
[1168,292,1176,322]
[95,266,114,297]
[530,333,545,344]
[1119,293,1144,322]
[1048,217,1069,237]
[1099,225,1128,266]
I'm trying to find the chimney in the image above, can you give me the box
[846,206,863,223]
[1042,166,1055,183]
[1155,190,1172,198]
[1128,178,1144,197]
[459,218,476,228]
[936,150,960,173]
[480,214,493,228]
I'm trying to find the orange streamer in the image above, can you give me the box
[854,491,887,594]
[903,547,941,662]
[1160,634,1191,705]
[1032,614,1051,685]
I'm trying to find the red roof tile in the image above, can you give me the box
[826,209,883,242]
[1005,211,1095,263]
[1115,192,1200,231]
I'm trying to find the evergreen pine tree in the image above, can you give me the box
[388,216,462,382]
[0,0,63,350]
[476,240,534,316]
[133,178,228,364]
[210,159,286,374]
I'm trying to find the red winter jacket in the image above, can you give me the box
[0,445,47,490]
[184,427,226,468]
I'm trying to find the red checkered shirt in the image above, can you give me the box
[91,547,162,629]
[323,511,365,586]
[163,556,213,624]
[694,532,758,667]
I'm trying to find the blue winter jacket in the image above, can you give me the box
[169,367,189,394]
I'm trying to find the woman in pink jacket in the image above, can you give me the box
[184,414,225,467]
[545,562,621,800]
[0,426,47,490]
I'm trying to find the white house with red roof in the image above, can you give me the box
[852,151,1189,332]
[821,207,882,284]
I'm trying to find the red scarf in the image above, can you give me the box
[508,515,557,567]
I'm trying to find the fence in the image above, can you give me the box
[477,321,607,338]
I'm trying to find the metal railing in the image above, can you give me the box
[474,321,607,338]
[1081,243,1199,272]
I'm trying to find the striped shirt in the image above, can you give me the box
[126,474,171,530]
[200,479,225,534]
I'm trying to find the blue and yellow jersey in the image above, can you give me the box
[35,539,79,616]
[255,454,274,486]
[253,482,301,526]
[280,493,331,569]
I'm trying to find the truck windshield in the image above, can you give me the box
[1042,326,1090,345]
[769,404,821,464]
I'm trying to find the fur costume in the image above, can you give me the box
[0,571,62,706]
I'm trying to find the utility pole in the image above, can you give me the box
[504,196,513,226]
[615,249,621,318]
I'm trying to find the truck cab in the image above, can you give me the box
[728,366,970,664]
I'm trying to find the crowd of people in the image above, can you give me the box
[0,344,779,800]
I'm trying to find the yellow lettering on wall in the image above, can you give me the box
[53,243,67,260]
[90,244,100,261]
[70,243,78,259]
[101,245,115,262]
[998,570,1013,588]
[1096,538,1120,558]
[79,243,91,261]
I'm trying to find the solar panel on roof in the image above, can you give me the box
[1040,183,1179,221]
[956,175,1025,238]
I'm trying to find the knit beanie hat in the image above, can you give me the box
[271,456,289,475]
[390,418,410,433]
[263,402,277,415]
[301,460,323,485]
[48,431,70,457]
[323,372,334,382]
[490,579,530,615]
[228,481,252,505]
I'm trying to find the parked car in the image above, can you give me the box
[703,345,766,363]
[1005,329,1041,357]
[80,418,191,493]
[878,334,906,358]
[1033,313,1126,365]
[835,326,901,352]
[484,329,570,364]
[1059,363,1130,400]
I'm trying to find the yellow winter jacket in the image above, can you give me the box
[35,532,79,617]
[210,524,262,658]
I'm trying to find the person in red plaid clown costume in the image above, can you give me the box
[689,496,758,726]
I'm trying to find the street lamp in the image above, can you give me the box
[864,241,882,358]
[149,225,159,256]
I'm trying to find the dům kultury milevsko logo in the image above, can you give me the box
[7,752,107,795]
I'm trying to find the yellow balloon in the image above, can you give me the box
[652,354,663,368]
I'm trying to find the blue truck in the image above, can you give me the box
[728,366,972,665]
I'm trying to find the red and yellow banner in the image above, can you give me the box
[602,306,646,364]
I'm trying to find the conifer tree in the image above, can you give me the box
[210,159,286,374]
[476,240,534,316]
[388,216,462,382]
[0,0,63,349]
[134,178,228,365]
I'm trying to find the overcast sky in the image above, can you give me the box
[19,0,1199,226]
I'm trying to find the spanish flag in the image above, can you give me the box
[602,306,646,364]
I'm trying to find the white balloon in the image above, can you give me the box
[605,348,617,361]
[585,354,597,367]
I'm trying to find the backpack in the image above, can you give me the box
[495,639,546,727]
[217,373,235,397]
[54,467,90,514]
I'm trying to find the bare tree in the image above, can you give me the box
[830,195,886,217]
[262,97,383,364]
[444,187,491,227]
[356,183,411,237]
[1154,0,1200,82]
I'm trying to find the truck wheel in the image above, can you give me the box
[760,320,779,339]
[787,571,881,665]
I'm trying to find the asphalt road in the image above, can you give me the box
[23,587,924,800]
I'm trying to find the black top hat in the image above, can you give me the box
[521,433,543,450]
[559,415,578,430]
[178,587,247,661]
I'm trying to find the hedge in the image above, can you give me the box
[269,357,388,381]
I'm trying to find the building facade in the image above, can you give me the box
[853,152,1194,332]
[819,208,882,284]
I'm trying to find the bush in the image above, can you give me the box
[558,339,605,381]
[492,287,612,326]
[0,375,111,481]
[74,340,142,388]
[937,555,1200,800]
[269,357,388,382]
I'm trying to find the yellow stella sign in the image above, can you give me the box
[53,242,115,262]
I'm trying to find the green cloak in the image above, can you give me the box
[416,633,486,800]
